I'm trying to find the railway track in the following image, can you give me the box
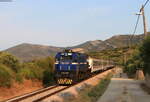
[5,85,59,102]
[5,68,113,102]
[5,84,71,102]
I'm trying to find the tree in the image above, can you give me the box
[0,52,20,72]
[139,36,150,74]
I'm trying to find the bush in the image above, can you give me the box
[0,51,55,87]
[0,64,14,87]
[123,48,142,76]
[139,36,150,74]
[31,57,55,86]
[0,52,20,72]
[15,73,23,84]
[32,57,54,71]
[19,63,43,80]
[42,69,55,86]
[126,64,136,76]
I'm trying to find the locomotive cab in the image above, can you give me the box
[54,49,90,85]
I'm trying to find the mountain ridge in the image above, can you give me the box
[5,33,148,61]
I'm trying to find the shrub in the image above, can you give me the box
[42,68,55,86]
[127,64,136,74]
[15,73,23,84]
[0,64,14,87]
[0,51,55,87]
[0,52,20,72]
[32,57,54,71]
[123,47,142,76]
[139,36,150,74]
[19,63,43,80]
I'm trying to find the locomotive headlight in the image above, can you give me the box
[55,61,59,64]
[68,53,72,55]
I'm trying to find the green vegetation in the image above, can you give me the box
[139,36,150,74]
[88,47,134,65]
[123,49,141,77]
[88,33,150,77]
[0,64,14,87]
[0,52,55,87]
[87,74,112,102]
[124,34,150,76]
[18,63,43,80]
[42,69,55,86]
[1,33,150,88]
[0,52,20,72]
[66,74,112,102]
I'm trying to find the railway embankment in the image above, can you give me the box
[41,68,116,102]
[0,80,43,101]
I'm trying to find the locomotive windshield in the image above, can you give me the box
[60,55,72,61]
[55,51,87,62]
[56,52,76,62]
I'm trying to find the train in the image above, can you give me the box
[54,49,114,85]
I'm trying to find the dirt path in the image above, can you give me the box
[97,68,150,102]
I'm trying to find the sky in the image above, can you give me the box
[0,0,150,50]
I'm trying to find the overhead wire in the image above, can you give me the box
[143,0,150,8]
[129,0,149,47]
[129,14,141,47]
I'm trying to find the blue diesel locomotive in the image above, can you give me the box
[54,49,91,84]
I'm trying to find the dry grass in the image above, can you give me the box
[65,73,112,102]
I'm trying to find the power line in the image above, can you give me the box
[132,15,141,35]
[140,0,150,12]
[129,0,149,46]
[129,14,141,47]
[143,0,150,8]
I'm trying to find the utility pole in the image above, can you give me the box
[124,53,127,65]
[134,6,147,80]
[140,5,148,37]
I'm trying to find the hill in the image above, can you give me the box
[5,33,147,61]
[104,34,144,48]
[71,34,144,52]
[71,40,114,52]
[5,43,63,61]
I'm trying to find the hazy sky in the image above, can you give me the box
[0,0,150,50]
